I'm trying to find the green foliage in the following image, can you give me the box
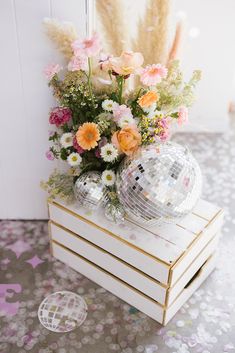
[40,169,75,203]
[157,60,202,112]
[49,132,59,142]
[60,148,68,160]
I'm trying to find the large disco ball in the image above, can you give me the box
[74,171,107,210]
[116,141,202,226]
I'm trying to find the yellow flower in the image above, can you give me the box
[76,123,100,150]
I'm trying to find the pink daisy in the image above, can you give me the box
[44,63,62,81]
[140,64,168,86]
[177,106,188,125]
[72,33,101,58]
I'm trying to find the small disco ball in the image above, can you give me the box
[74,171,107,210]
[116,141,202,226]
[104,202,125,224]
[38,291,87,333]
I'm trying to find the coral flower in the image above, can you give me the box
[107,51,144,76]
[140,64,168,86]
[112,126,141,156]
[138,91,159,108]
[72,33,101,57]
[76,123,100,150]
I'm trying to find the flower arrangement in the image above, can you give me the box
[42,19,201,208]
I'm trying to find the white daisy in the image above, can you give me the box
[101,170,116,186]
[67,152,82,167]
[60,133,73,148]
[102,99,118,112]
[118,115,136,128]
[100,143,118,162]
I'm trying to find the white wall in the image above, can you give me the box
[0,0,88,219]
[97,0,235,132]
[171,0,234,133]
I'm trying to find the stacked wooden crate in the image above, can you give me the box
[48,198,223,325]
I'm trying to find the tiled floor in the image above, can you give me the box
[1,130,235,353]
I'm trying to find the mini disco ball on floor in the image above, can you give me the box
[116,141,202,226]
[38,291,87,333]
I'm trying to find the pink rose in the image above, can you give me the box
[44,63,62,81]
[178,106,188,125]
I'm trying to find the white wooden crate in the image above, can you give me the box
[48,198,223,325]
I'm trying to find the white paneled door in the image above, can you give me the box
[0,0,90,219]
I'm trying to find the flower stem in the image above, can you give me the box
[118,76,124,104]
[87,57,94,107]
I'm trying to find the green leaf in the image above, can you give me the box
[60,148,68,160]
[49,132,58,141]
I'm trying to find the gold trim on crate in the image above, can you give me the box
[162,309,167,326]
[167,253,216,309]
[50,219,168,290]
[165,235,218,307]
[48,200,171,268]
[168,209,223,286]
[51,239,166,310]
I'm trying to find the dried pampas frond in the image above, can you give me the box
[133,0,170,65]
[167,20,184,66]
[43,18,78,60]
[96,0,128,55]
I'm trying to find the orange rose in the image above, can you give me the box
[112,126,141,156]
[138,91,158,108]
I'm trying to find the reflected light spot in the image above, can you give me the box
[189,27,200,38]
[176,10,187,20]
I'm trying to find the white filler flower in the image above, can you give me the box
[100,143,118,162]
[118,115,136,128]
[60,133,73,148]
[67,152,82,167]
[102,99,118,112]
[102,170,116,186]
